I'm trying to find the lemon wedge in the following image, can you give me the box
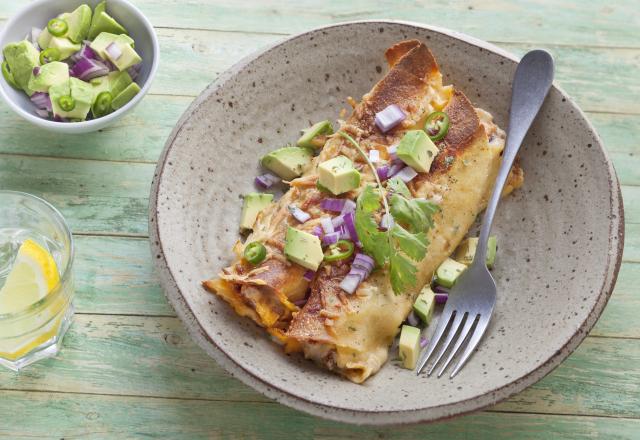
[0,239,59,314]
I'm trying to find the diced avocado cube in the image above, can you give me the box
[435,258,467,288]
[28,61,69,93]
[111,82,140,110]
[89,74,111,95]
[261,146,313,181]
[284,227,324,271]
[108,70,133,96]
[386,176,411,198]
[50,77,94,120]
[48,37,81,60]
[65,4,93,43]
[413,286,436,325]
[90,32,123,59]
[240,193,273,230]
[2,40,40,95]
[88,4,128,40]
[296,120,333,149]
[454,236,497,268]
[106,40,142,71]
[317,155,361,195]
[398,325,421,369]
[37,28,54,50]
[396,130,439,173]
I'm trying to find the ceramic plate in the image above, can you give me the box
[149,21,623,425]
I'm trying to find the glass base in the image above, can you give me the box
[0,302,74,372]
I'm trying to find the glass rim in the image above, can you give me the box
[0,190,75,321]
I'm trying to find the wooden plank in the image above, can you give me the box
[73,235,172,316]
[592,262,640,338]
[0,154,153,235]
[623,223,640,263]
[1,391,640,439]
[1,314,639,419]
[0,95,189,163]
[2,0,639,48]
[0,25,638,113]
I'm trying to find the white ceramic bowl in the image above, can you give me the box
[0,0,159,134]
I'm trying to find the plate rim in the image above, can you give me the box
[149,19,625,425]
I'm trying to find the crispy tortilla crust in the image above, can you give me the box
[204,40,524,383]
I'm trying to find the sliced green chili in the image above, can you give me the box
[47,18,68,37]
[40,47,61,65]
[58,95,75,112]
[424,111,450,142]
[92,91,113,118]
[324,240,355,262]
[2,61,20,89]
[244,242,267,265]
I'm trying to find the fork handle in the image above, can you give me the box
[474,50,555,265]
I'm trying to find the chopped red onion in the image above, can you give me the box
[342,212,361,247]
[70,57,110,81]
[433,285,450,294]
[395,166,418,183]
[420,337,429,348]
[369,149,380,163]
[105,42,122,60]
[349,266,370,280]
[331,215,344,228]
[374,104,406,133]
[311,225,323,237]
[254,172,279,189]
[32,66,40,76]
[340,199,356,215]
[30,92,52,111]
[302,270,315,282]
[31,27,42,47]
[435,293,449,304]
[380,213,394,230]
[53,114,68,122]
[407,311,419,327]
[320,198,345,212]
[288,205,311,223]
[293,298,308,307]
[388,160,405,178]
[34,108,49,118]
[387,145,398,161]
[337,224,351,240]
[322,232,340,246]
[128,63,142,81]
[376,164,390,181]
[70,44,97,63]
[320,217,334,234]
[339,273,362,294]
[353,253,374,271]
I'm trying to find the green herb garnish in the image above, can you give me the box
[338,131,439,294]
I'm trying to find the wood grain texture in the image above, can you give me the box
[2,0,639,48]
[0,314,639,420]
[1,389,639,440]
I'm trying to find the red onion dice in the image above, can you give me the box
[105,42,122,61]
[322,232,340,246]
[374,104,406,133]
[288,205,311,223]
[434,293,448,304]
[395,166,418,183]
[320,198,345,212]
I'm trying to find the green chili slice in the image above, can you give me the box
[2,61,20,90]
[324,240,355,262]
[424,111,450,142]
[47,18,68,37]
[92,91,113,118]
[244,242,267,265]
[58,95,75,112]
[40,47,61,65]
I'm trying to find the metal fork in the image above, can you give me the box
[416,50,554,378]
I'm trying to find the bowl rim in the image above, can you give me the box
[149,20,625,425]
[0,0,159,130]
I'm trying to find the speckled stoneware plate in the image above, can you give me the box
[149,21,624,425]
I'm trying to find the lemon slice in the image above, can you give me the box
[0,239,59,314]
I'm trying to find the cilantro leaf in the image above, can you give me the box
[389,252,418,294]
[386,177,411,198]
[391,225,428,261]
[355,185,389,266]
[390,194,439,233]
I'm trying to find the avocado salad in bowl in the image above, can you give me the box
[0,0,158,133]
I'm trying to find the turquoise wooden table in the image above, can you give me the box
[1,1,639,438]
